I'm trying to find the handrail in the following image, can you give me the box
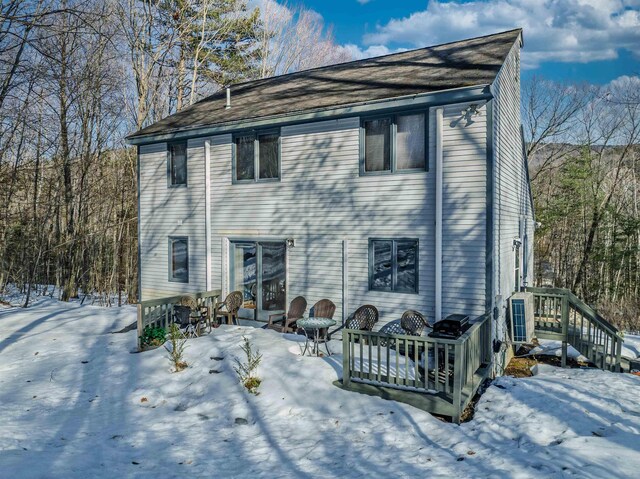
[526,287,620,336]
[526,286,623,372]
[566,291,620,336]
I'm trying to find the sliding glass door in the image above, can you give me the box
[231,241,286,321]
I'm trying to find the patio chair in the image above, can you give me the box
[172,295,205,338]
[306,298,336,341]
[400,310,430,336]
[376,310,430,355]
[327,304,379,341]
[311,299,336,319]
[172,304,194,338]
[266,296,307,333]
[212,291,243,328]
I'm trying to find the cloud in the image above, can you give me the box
[356,0,372,4]
[338,43,406,60]
[361,0,640,69]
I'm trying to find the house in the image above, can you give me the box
[127,29,534,372]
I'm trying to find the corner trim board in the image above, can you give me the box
[205,139,212,290]
[435,107,443,322]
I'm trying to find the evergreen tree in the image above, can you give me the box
[156,0,262,109]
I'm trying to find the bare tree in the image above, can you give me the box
[522,76,592,181]
[258,1,351,78]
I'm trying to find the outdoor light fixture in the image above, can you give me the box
[286,238,295,248]
[461,103,481,116]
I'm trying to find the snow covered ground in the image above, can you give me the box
[1,299,640,478]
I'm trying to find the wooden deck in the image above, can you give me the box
[337,313,492,424]
[136,290,221,349]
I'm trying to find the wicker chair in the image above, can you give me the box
[328,304,378,340]
[400,310,430,336]
[377,310,430,354]
[267,296,307,333]
[348,305,379,330]
[212,291,243,328]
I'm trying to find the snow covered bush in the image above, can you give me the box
[165,324,188,372]
[234,336,262,394]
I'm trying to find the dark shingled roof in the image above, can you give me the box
[128,29,522,140]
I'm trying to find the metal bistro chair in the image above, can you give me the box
[311,299,336,320]
[267,296,307,333]
[172,295,202,338]
[305,298,336,342]
[328,304,379,341]
[212,291,243,329]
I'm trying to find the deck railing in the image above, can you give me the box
[526,287,623,372]
[341,313,492,423]
[136,290,221,349]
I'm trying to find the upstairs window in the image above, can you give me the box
[168,141,187,186]
[169,236,189,283]
[369,238,419,293]
[362,112,427,174]
[234,129,280,182]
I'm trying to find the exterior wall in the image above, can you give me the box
[137,100,491,326]
[138,140,207,300]
[441,103,487,319]
[491,35,535,368]
[204,103,487,327]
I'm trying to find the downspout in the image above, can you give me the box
[136,145,142,302]
[205,140,212,290]
[435,107,444,322]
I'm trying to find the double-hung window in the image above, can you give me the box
[169,236,189,283]
[168,141,187,186]
[233,129,280,182]
[361,112,427,174]
[369,238,418,293]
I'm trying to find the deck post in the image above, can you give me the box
[560,293,569,368]
[136,303,143,351]
[452,342,464,424]
[342,331,351,388]
[615,335,622,373]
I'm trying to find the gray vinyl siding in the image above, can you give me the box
[441,103,487,319]
[491,35,534,346]
[138,140,206,300]
[206,103,487,327]
[137,96,503,329]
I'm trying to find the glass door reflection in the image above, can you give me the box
[231,241,286,321]
[260,242,286,318]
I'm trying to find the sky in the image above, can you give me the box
[295,0,640,85]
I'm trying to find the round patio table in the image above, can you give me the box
[297,317,336,357]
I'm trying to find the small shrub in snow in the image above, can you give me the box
[165,324,188,372]
[234,336,262,394]
[139,325,166,349]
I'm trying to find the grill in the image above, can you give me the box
[428,314,470,339]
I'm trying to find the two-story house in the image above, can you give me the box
[127,29,534,367]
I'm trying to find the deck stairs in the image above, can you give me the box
[526,287,624,372]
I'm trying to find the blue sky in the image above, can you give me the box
[296,0,640,84]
